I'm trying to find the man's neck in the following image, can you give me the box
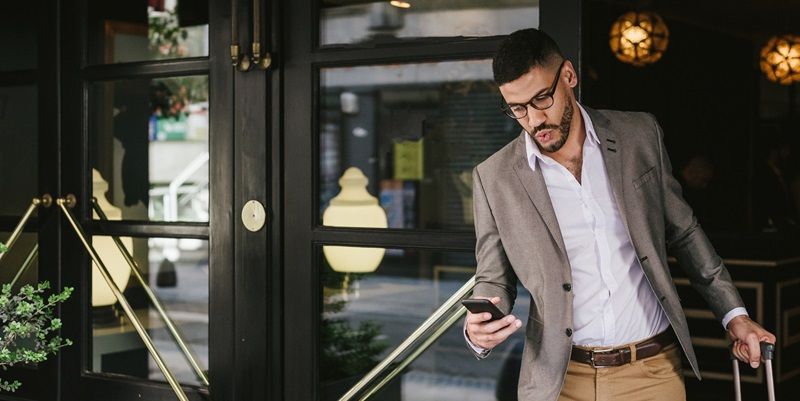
[543,104,586,171]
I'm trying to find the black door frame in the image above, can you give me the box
[0,1,61,399]
[51,0,241,400]
[282,1,581,400]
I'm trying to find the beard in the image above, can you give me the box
[530,100,574,153]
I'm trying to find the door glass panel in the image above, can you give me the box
[89,76,209,222]
[0,232,39,289]
[319,60,518,230]
[318,245,530,401]
[0,85,38,216]
[91,236,208,387]
[320,0,539,46]
[87,0,209,64]
[0,2,37,71]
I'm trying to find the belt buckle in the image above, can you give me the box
[589,347,615,368]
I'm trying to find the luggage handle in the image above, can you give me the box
[730,341,775,401]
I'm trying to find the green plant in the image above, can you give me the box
[148,10,188,58]
[320,272,388,382]
[0,243,72,392]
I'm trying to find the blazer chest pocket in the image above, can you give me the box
[633,166,656,189]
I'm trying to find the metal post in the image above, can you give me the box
[0,195,50,263]
[9,244,38,289]
[358,306,468,401]
[766,360,775,401]
[91,198,209,387]
[338,276,476,401]
[57,196,189,401]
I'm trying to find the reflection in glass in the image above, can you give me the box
[320,0,539,46]
[0,85,38,216]
[91,237,208,387]
[319,246,529,401]
[87,0,209,64]
[0,232,38,290]
[0,2,37,71]
[90,76,209,222]
[319,60,519,230]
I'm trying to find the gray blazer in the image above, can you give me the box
[471,107,744,401]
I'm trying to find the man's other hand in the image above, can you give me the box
[465,296,522,350]
[727,315,777,369]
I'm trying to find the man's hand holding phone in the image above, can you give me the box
[463,296,523,350]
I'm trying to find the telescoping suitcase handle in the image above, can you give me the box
[731,341,775,401]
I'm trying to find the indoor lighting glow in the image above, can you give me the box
[609,11,669,67]
[390,1,411,9]
[322,167,388,273]
[760,35,800,85]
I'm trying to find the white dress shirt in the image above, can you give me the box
[467,104,746,353]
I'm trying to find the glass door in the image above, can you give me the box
[56,0,244,399]
[281,1,581,400]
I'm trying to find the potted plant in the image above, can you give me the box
[320,271,401,401]
[0,242,72,392]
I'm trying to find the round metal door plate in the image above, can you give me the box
[241,200,267,232]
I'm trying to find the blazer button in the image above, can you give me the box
[565,328,573,337]
[562,283,572,292]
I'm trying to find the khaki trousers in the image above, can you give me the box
[558,342,686,401]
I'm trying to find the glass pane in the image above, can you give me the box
[0,85,38,216]
[90,76,209,222]
[319,60,518,230]
[87,0,209,64]
[91,237,208,387]
[319,245,529,401]
[0,232,39,289]
[0,2,37,71]
[320,0,539,46]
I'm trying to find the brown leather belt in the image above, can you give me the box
[570,329,676,368]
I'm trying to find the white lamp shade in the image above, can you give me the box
[322,167,388,273]
[92,169,133,307]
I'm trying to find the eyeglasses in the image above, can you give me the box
[501,60,566,119]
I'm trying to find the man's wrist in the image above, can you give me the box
[723,307,749,330]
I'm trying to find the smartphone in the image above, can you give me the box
[461,298,506,321]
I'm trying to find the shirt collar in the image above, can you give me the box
[524,103,599,171]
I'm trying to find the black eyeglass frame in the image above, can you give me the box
[501,59,566,119]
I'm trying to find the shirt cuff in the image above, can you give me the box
[722,307,749,329]
[463,321,491,358]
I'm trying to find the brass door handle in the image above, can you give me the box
[250,0,272,70]
[231,0,272,71]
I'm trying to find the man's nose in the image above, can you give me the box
[526,105,547,128]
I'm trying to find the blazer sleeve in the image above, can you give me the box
[651,116,745,323]
[472,166,518,316]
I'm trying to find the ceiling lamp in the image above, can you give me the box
[760,35,800,85]
[609,11,669,67]
[389,1,411,8]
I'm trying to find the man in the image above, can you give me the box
[464,28,775,401]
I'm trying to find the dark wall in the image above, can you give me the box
[581,0,757,232]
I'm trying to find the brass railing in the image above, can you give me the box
[2,194,209,401]
[0,195,50,264]
[56,195,192,401]
[338,276,476,401]
[91,198,209,387]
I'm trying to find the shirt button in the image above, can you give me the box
[562,283,572,292]
[565,328,573,337]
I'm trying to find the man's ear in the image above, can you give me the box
[563,60,579,88]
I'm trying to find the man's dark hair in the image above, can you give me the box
[493,28,564,86]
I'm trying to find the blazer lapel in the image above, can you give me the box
[511,133,568,257]
[585,107,632,234]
